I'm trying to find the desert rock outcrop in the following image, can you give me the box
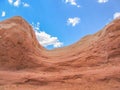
[0,16,120,90]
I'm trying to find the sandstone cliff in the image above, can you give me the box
[0,16,120,90]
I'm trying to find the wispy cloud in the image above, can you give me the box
[1,11,6,17]
[67,17,80,27]
[65,0,80,8]
[8,0,13,4]
[7,0,30,7]
[98,0,109,3]
[22,2,30,7]
[113,12,120,19]
[31,22,63,48]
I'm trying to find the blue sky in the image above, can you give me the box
[0,0,120,49]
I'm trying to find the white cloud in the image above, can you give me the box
[67,17,80,27]
[35,31,63,48]
[22,2,30,7]
[113,12,120,19]
[65,0,80,8]
[8,0,13,4]
[8,0,30,7]
[98,0,109,3]
[13,0,21,7]
[31,22,63,48]
[1,11,6,17]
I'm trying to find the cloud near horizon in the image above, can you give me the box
[1,11,6,17]
[113,12,120,19]
[31,22,63,48]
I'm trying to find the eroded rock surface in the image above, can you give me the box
[0,16,120,90]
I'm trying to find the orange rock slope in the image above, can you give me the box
[0,16,120,90]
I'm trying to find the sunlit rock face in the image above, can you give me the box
[0,16,120,90]
[0,16,46,70]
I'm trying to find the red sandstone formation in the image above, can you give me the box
[0,16,120,90]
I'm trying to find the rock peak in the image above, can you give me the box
[11,16,24,20]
